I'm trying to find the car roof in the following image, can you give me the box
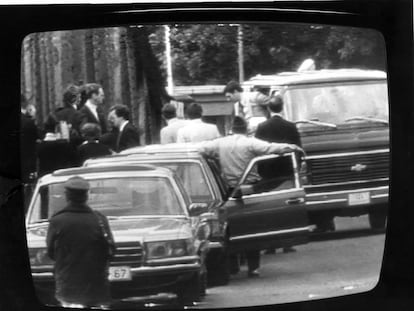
[243,69,387,87]
[39,164,175,185]
[121,142,202,156]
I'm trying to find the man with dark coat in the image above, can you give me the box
[255,94,301,146]
[76,123,112,165]
[255,94,302,254]
[107,104,141,153]
[20,94,39,184]
[79,83,107,134]
[53,84,83,146]
[46,176,115,308]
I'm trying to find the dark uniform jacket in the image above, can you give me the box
[115,122,141,153]
[46,203,115,306]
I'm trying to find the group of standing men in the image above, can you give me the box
[21,83,141,184]
[160,80,303,277]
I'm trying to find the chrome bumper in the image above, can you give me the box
[305,185,389,211]
[32,262,201,280]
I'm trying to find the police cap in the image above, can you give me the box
[64,176,90,191]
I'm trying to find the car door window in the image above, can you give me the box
[240,153,298,195]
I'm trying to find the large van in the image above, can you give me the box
[243,69,389,231]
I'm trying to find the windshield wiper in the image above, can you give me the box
[345,116,388,125]
[295,119,337,129]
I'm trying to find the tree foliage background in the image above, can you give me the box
[149,23,386,86]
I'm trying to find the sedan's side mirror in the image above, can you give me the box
[230,184,255,199]
[189,203,208,216]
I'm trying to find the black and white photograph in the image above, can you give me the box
[1,2,414,311]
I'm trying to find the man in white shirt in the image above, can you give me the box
[176,103,220,143]
[199,116,302,278]
[79,83,107,134]
[223,81,270,134]
[160,103,189,144]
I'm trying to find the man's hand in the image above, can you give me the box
[282,144,304,154]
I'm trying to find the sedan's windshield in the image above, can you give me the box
[285,81,388,124]
[29,177,185,223]
[155,162,213,204]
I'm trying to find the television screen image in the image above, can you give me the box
[0,2,413,311]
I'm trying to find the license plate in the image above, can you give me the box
[108,266,132,281]
[348,192,370,206]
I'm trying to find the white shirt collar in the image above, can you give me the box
[270,112,283,118]
[119,120,129,132]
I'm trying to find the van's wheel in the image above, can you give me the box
[368,211,387,230]
[207,250,230,286]
[313,216,335,233]
[176,272,202,306]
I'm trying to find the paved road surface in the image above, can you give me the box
[111,215,386,309]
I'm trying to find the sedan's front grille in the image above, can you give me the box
[308,150,389,185]
[111,242,143,268]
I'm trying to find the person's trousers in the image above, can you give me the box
[246,249,260,272]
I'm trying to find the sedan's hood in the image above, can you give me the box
[27,217,193,248]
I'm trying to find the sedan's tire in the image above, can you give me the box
[368,211,387,230]
[207,250,230,287]
[176,272,202,306]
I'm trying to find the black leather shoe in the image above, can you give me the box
[247,270,260,278]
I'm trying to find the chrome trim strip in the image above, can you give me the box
[305,186,388,197]
[32,272,53,278]
[371,194,389,199]
[306,149,389,160]
[146,255,199,265]
[306,199,347,205]
[33,263,201,280]
[229,187,303,201]
[304,178,389,189]
[208,241,223,249]
[229,226,310,242]
[130,263,201,274]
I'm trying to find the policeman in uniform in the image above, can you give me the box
[46,176,115,308]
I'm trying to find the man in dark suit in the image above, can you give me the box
[78,83,107,134]
[255,94,301,254]
[107,104,141,153]
[255,94,301,146]
[21,95,39,180]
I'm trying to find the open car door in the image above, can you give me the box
[224,152,310,253]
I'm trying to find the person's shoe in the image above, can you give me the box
[264,248,276,255]
[247,270,260,278]
[283,247,296,253]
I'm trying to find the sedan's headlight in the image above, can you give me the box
[29,248,54,266]
[145,239,194,259]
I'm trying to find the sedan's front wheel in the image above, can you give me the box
[176,272,203,306]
